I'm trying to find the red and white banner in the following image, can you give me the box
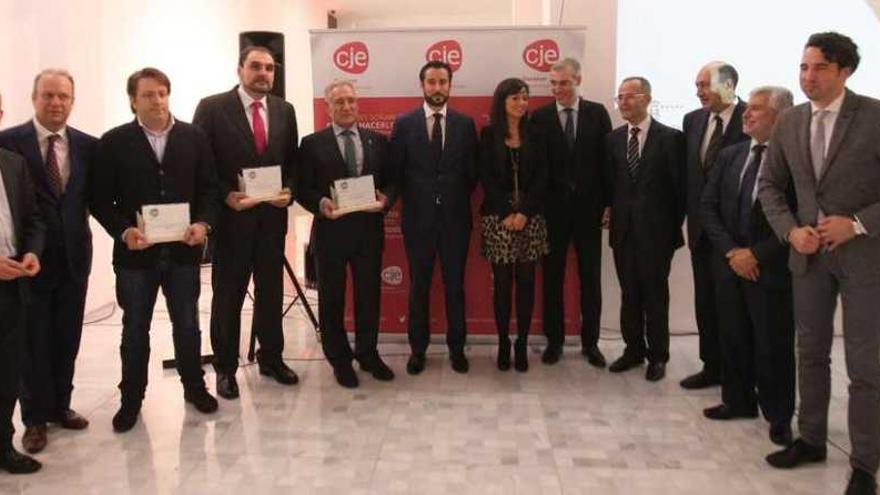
[309,26,587,334]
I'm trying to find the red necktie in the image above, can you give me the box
[45,134,63,195]
[251,101,267,155]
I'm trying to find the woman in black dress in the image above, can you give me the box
[478,78,549,372]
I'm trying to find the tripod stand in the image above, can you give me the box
[246,256,319,362]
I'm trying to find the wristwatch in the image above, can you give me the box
[853,216,868,236]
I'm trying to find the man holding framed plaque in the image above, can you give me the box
[193,46,300,399]
[297,80,393,388]
[91,67,220,432]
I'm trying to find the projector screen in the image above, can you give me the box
[616,0,880,129]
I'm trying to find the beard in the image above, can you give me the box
[423,91,448,108]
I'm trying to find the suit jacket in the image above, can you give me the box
[702,141,795,286]
[388,106,477,238]
[296,126,389,253]
[0,122,96,283]
[477,123,548,217]
[530,98,612,217]
[91,119,219,269]
[0,148,46,300]
[192,86,298,205]
[683,100,749,249]
[758,90,880,280]
[605,118,685,252]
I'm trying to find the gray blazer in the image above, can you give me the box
[758,90,880,279]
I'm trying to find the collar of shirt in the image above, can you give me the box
[423,102,447,120]
[332,122,360,140]
[32,118,67,145]
[711,99,737,128]
[238,85,268,113]
[627,115,652,136]
[810,90,845,116]
[137,115,175,138]
[556,97,580,114]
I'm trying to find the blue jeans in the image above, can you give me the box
[115,257,204,402]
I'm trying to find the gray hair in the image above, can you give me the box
[32,68,75,97]
[621,76,652,96]
[323,79,356,102]
[551,57,581,77]
[750,85,794,112]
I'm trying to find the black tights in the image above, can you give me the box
[491,262,536,341]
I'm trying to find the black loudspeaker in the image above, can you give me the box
[239,31,285,100]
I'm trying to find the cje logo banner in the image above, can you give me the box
[311,27,585,98]
[334,41,370,74]
[522,39,560,72]
[425,39,463,72]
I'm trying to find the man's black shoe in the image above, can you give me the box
[450,352,469,373]
[112,401,142,433]
[608,354,644,373]
[359,357,395,381]
[582,346,606,368]
[703,404,758,420]
[259,361,299,385]
[846,468,877,495]
[0,446,41,474]
[541,346,562,365]
[184,387,219,413]
[216,373,239,400]
[645,362,666,382]
[765,438,827,469]
[679,370,720,389]
[333,364,359,388]
[406,353,426,375]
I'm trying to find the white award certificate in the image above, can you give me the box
[137,203,190,244]
[329,174,383,218]
[239,165,284,202]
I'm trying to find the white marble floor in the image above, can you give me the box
[0,281,857,494]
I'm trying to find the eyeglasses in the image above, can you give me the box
[613,93,645,104]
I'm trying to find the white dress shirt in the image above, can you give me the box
[626,115,652,156]
[556,98,580,137]
[738,139,767,203]
[810,90,845,160]
[0,167,16,257]
[700,100,737,163]
[332,123,364,175]
[33,118,71,190]
[238,85,269,137]
[137,116,175,163]
[423,102,447,148]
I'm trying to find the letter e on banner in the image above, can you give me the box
[425,40,463,72]
[522,39,560,72]
[334,41,370,74]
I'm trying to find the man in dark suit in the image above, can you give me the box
[701,86,796,447]
[388,61,477,374]
[681,61,750,389]
[604,77,685,382]
[297,80,395,388]
[0,69,97,454]
[0,102,45,473]
[91,68,219,433]
[759,32,880,495]
[531,57,611,367]
[193,46,299,399]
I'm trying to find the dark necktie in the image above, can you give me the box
[563,108,575,150]
[341,130,358,177]
[251,101,267,155]
[45,134,63,195]
[431,112,443,164]
[737,144,766,243]
[703,115,724,172]
[627,126,641,180]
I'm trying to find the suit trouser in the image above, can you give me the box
[115,258,205,402]
[612,238,672,364]
[210,206,286,374]
[0,281,23,448]
[317,225,382,369]
[543,205,602,349]
[19,256,88,426]
[404,219,470,355]
[713,262,795,423]
[690,240,721,376]
[794,253,880,474]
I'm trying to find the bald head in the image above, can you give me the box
[695,61,738,112]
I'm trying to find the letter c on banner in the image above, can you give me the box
[334,41,370,74]
[522,39,560,72]
[425,40,463,72]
